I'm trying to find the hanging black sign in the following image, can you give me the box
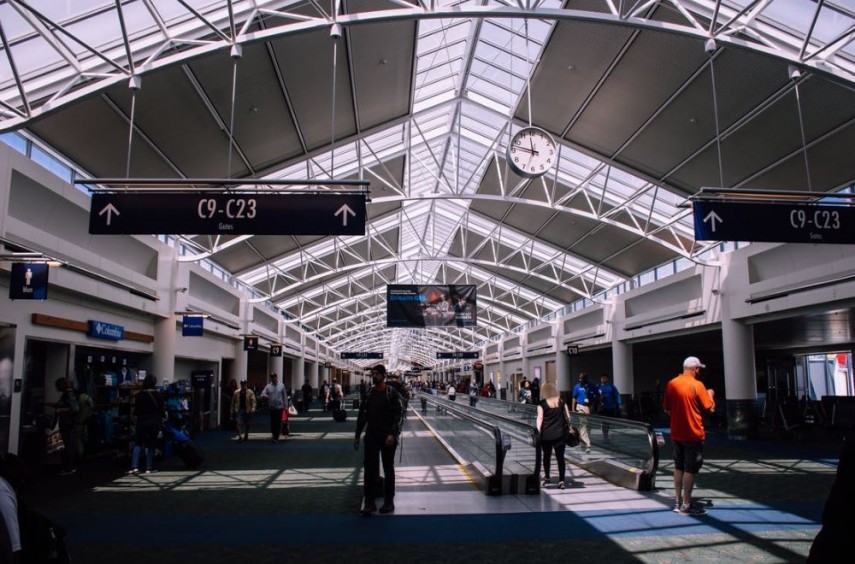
[244,335,259,351]
[9,262,49,300]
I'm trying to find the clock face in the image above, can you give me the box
[507,127,557,178]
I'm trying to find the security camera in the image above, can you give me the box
[330,23,342,40]
[704,39,716,55]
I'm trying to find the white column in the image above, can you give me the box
[270,352,284,383]
[722,304,757,440]
[153,316,177,384]
[232,339,247,384]
[555,350,571,392]
[311,362,321,390]
[308,361,319,390]
[612,338,633,396]
[293,355,305,391]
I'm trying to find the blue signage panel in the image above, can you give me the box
[9,262,49,300]
[693,200,854,244]
[182,315,204,337]
[89,192,366,236]
[88,320,124,341]
[436,351,479,359]
[341,352,384,359]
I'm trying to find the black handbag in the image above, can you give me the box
[566,425,580,448]
[562,399,580,447]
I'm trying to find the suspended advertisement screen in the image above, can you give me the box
[386,285,477,328]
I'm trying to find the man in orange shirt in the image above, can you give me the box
[663,356,716,516]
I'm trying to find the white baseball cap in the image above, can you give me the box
[683,356,706,369]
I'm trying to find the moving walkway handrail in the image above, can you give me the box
[473,395,660,490]
[417,392,509,495]
[420,392,543,494]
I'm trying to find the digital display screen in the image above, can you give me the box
[386,285,477,328]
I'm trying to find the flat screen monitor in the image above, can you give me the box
[386,284,477,328]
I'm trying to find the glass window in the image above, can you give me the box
[0,132,28,155]
[31,145,73,182]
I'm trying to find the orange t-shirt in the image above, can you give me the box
[663,373,715,442]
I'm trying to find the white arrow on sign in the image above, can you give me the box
[334,204,356,227]
[99,203,120,226]
[703,210,722,233]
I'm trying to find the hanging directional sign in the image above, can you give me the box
[89,192,366,235]
[341,352,384,360]
[693,200,854,244]
[436,351,479,359]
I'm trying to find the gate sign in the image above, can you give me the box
[270,344,283,357]
[244,335,259,351]
[566,345,579,356]
[341,352,383,359]
[436,351,479,359]
[693,200,854,244]
[89,192,367,236]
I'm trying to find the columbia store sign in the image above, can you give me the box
[88,320,125,341]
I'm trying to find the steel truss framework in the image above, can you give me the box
[2,0,853,371]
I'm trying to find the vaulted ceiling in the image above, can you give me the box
[2,0,854,370]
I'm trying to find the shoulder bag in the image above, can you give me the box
[562,399,580,448]
[45,419,65,454]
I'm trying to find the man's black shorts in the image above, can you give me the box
[673,440,704,473]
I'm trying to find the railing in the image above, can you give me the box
[469,395,660,491]
[415,392,541,495]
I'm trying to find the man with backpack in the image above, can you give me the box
[353,365,404,516]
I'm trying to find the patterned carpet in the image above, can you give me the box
[21,407,841,564]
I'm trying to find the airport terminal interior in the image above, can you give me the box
[1,1,854,562]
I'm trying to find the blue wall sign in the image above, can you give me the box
[88,320,125,341]
[182,315,204,337]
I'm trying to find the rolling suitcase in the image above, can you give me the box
[179,440,204,469]
[333,407,347,422]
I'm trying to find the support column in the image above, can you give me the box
[270,352,284,385]
[308,361,319,391]
[722,308,757,440]
[555,350,571,393]
[232,339,247,385]
[153,316,177,384]
[311,362,321,390]
[293,355,305,393]
[612,338,633,415]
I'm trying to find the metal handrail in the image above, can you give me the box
[420,392,542,494]
[473,395,659,490]
[418,393,509,495]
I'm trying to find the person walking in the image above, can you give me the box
[129,374,165,474]
[354,365,404,516]
[446,383,456,402]
[261,373,287,444]
[469,379,479,407]
[536,382,571,489]
[571,373,595,453]
[300,380,313,413]
[663,356,716,516]
[53,378,79,476]
[230,380,256,441]
[597,373,622,442]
